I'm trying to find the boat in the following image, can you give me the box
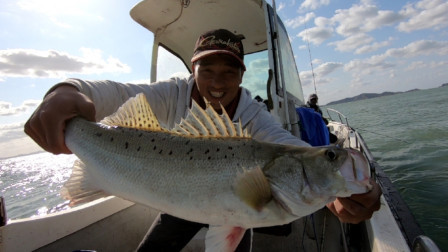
[0,0,440,251]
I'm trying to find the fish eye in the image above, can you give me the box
[325,149,337,161]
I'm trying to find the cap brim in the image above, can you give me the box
[191,50,246,71]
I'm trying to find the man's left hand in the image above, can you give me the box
[326,179,382,224]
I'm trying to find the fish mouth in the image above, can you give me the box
[338,149,372,194]
[210,91,224,98]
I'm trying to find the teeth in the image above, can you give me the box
[210,91,224,98]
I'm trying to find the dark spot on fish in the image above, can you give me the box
[228,146,233,150]
[125,142,129,149]
[224,155,227,159]
[110,137,114,142]
[185,140,190,145]
[190,156,193,160]
[153,146,157,150]
[139,124,143,127]
[232,153,235,157]
[151,139,155,142]
[159,150,163,154]
[169,150,173,155]
[95,132,102,137]
[187,148,193,155]
[208,156,211,160]
[139,133,143,137]
[137,146,141,151]
[205,149,210,154]
[216,148,220,152]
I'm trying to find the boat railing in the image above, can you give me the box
[325,108,350,127]
[0,196,6,227]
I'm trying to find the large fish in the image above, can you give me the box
[62,93,372,251]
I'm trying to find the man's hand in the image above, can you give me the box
[326,179,382,224]
[24,85,96,154]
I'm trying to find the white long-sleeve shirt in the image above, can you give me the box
[53,75,309,147]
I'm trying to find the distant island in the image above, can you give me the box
[326,83,447,105]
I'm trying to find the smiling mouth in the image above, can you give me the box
[210,91,224,98]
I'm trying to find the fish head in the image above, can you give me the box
[266,145,372,216]
[299,146,372,198]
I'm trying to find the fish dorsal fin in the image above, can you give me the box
[100,93,164,131]
[100,93,249,138]
[174,99,251,138]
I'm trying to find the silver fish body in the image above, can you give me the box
[64,115,371,228]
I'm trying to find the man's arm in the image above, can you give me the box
[326,179,382,223]
[24,85,96,154]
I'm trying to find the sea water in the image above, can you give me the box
[327,86,448,250]
[1,86,447,249]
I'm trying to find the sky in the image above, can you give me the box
[1,0,447,158]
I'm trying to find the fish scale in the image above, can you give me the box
[62,93,372,249]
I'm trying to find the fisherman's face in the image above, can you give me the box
[193,54,244,110]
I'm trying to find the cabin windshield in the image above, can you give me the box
[155,47,270,101]
[273,10,304,104]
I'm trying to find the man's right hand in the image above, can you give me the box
[24,85,96,154]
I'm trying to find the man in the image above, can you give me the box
[307,93,323,116]
[25,29,381,251]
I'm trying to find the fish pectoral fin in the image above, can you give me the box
[234,166,272,211]
[205,226,251,252]
[60,159,110,206]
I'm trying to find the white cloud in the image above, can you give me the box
[242,58,270,98]
[406,61,426,71]
[0,99,41,116]
[285,12,316,29]
[385,40,448,58]
[355,37,394,54]
[398,0,448,32]
[295,1,404,48]
[332,3,404,37]
[299,0,330,11]
[329,34,374,52]
[0,48,131,79]
[277,2,286,12]
[344,54,393,80]
[343,40,448,84]
[300,62,343,87]
[297,26,333,45]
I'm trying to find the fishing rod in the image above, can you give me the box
[304,21,318,96]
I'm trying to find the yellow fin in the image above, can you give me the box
[175,99,250,139]
[100,93,163,131]
[234,166,272,211]
[100,93,250,138]
[61,160,110,206]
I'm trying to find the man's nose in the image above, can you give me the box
[210,73,226,87]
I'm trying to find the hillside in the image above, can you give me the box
[326,89,420,106]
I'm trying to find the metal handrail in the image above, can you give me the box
[1,196,6,226]
[325,108,349,127]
